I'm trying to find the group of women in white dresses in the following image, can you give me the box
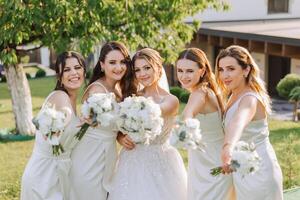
[21,41,283,200]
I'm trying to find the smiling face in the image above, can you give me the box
[134,58,160,87]
[176,58,205,90]
[61,57,85,91]
[217,56,249,91]
[101,50,127,81]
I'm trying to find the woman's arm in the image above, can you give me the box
[159,94,179,117]
[47,91,73,126]
[182,90,206,119]
[221,95,258,171]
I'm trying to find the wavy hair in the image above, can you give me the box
[89,41,136,99]
[177,48,225,113]
[215,45,271,113]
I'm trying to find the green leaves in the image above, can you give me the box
[0,0,228,64]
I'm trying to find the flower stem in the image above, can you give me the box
[210,166,223,176]
[75,123,90,140]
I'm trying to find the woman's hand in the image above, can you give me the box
[77,116,98,128]
[117,132,135,150]
[221,143,234,174]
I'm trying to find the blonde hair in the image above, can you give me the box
[177,48,225,113]
[132,48,163,79]
[215,45,271,113]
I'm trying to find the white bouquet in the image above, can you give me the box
[210,141,261,177]
[32,104,66,156]
[170,118,204,151]
[116,96,164,144]
[75,93,117,140]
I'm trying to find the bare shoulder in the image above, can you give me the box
[239,94,258,109]
[163,93,179,108]
[46,90,72,114]
[190,87,207,100]
[83,82,107,100]
[47,90,69,104]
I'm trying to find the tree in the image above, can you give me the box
[0,0,228,134]
[277,74,300,121]
[289,86,300,121]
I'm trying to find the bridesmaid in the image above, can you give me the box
[69,41,136,200]
[21,51,86,200]
[176,48,234,200]
[216,45,283,200]
[109,48,187,200]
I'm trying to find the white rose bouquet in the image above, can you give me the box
[210,141,261,177]
[170,118,204,151]
[32,104,66,156]
[75,93,117,140]
[116,96,164,144]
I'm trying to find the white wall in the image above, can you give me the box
[291,58,300,74]
[186,0,300,22]
[251,52,267,81]
[40,47,50,67]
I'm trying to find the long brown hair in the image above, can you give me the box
[54,51,86,94]
[215,45,271,113]
[89,41,136,99]
[177,48,225,113]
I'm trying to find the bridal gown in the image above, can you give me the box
[224,92,283,200]
[69,82,118,200]
[188,111,234,200]
[21,91,80,200]
[108,116,187,200]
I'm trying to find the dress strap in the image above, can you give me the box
[83,81,109,98]
[236,92,263,107]
[233,92,267,119]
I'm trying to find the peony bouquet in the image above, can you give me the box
[116,96,164,144]
[75,93,117,140]
[170,118,204,151]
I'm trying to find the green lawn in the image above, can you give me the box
[0,76,86,130]
[0,77,300,199]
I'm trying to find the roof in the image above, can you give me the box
[199,18,300,46]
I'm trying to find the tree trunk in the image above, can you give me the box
[293,101,299,122]
[4,64,36,135]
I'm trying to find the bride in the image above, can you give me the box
[108,48,187,200]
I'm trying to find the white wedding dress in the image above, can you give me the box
[108,117,187,200]
[224,92,283,200]
[21,91,80,200]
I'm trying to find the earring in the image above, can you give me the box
[244,74,247,78]
[101,68,104,72]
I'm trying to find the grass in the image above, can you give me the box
[0,77,300,199]
[23,66,39,77]
[0,76,86,130]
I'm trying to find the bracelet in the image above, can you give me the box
[222,142,232,149]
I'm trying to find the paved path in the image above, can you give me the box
[271,98,295,121]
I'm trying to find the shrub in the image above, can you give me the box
[35,68,46,78]
[179,90,190,103]
[86,69,93,79]
[276,74,300,99]
[25,73,31,79]
[289,86,300,102]
[1,75,7,82]
[170,86,183,99]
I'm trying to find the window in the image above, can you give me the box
[268,0,289,13]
